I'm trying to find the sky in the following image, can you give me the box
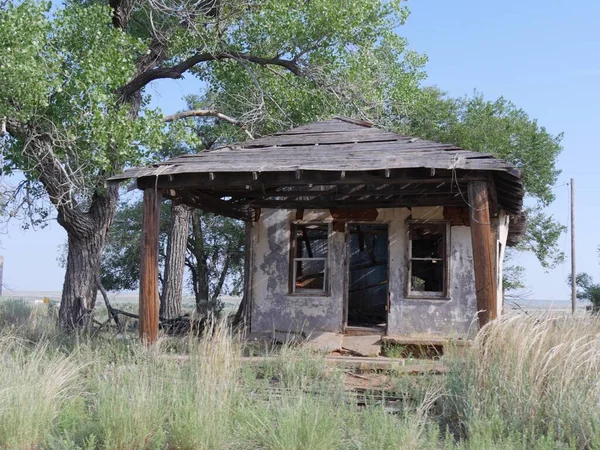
[2,0,599,301]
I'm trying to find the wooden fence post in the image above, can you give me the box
[468,180,497,328]
[139,187,161,345]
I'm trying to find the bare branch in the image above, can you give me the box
[164,108,254,139]
[118,51,302,102]
[3,117,95,233]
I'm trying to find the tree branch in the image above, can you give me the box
[210,253,230,302]
[97,274,123,331]
[4,118,95,234]
[118,51,301,102]
[164,109,253,139]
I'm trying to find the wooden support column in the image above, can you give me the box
[139,187,162,345]
[242,221,254,329]
[468,180,497,328]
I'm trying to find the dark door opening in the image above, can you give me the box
[347,224,389,329]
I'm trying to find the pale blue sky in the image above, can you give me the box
[2,1,599,300]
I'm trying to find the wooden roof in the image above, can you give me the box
[113,118,522,178]
[110,118,525,241]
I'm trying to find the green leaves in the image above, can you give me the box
[406,87,566,273]
[0,0,58,119]
[568,273,600,313]
[199,0,425,135]
[407,88,563,206]
[1,0,163,185]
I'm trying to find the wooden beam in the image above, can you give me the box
[246,196,466,209]
[139,187,162,345]
[164,189,252,221]
[224,184,464,199]
[241,221,254,329]
[137,169,487,191]
[468,180,497,328]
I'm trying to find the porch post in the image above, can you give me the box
[139,187,162,344]
[468,180,497,328]
[242,221,254,329]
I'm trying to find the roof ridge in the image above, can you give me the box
[332,116,374,128]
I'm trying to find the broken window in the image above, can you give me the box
[408,222,448,297]
[291,223,328,294]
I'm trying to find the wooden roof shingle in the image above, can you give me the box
[110,117,525,241]
[112,118,521,179]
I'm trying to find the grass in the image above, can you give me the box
[1,298,600,449]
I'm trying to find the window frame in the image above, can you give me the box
[406,220,451,300]
[289,222,331,296]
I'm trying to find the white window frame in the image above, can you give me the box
[290,222,330,296]
[292,257,328,294]
[406,220,451,299]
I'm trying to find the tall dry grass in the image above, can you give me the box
[166,318,243,449]
[444,312,600,449]
[0,335,82,449]
[3,298,600,449]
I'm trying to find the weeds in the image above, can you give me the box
[1,300,600,449]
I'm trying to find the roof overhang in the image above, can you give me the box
[110,118,526,242]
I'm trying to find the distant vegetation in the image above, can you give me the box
[569,246,600,313]
[1,299,600,449]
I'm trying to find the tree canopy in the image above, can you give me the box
[2,0,428,326]
[405,88,565,275]
[567,247,600,313]
[0,0,567,312]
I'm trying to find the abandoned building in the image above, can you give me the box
[111,117,525,345]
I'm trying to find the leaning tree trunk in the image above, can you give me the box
[161,203,192,319]
[57,185,118,329]
[190,212,210,310]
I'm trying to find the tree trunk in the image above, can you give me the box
[161,203,192,319]
[57,185,118,330]
[59,233,104,329]
[210,254,231,303]
[190,212,210,309]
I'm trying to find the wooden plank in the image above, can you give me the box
[164,189,251,221]
[117,150,513,177]
[138,169,488,191]
[139,187,161,345]
[241,221,254,329]
[273,120,365,134]
[468,181,498,328]
[244,130,403,147]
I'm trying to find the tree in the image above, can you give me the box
[405,88,566,287]
[568,273,600,314]
[161,203,192,319]
[567,246,600,313]
[187,210,244,312]
[102,199,244,315]
[0,0,425,328]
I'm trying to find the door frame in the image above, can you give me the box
[343,221,391,334]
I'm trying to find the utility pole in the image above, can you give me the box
[571,178,576,314]
[0,256,3,297]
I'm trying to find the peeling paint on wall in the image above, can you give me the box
[249,206,508,339]
[251,209,345,333]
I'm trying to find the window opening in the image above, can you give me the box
[291,223,328,294]
[408,222,447,295]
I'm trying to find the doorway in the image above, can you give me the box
[346,224,389,331]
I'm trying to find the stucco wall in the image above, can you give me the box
[250,209,346,334]
[496,211,510,317]
[381,208,478,338]
[250,207,508,338]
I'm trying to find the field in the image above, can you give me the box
[1,299,600,450]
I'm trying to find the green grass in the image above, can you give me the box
[1,299,600,449]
